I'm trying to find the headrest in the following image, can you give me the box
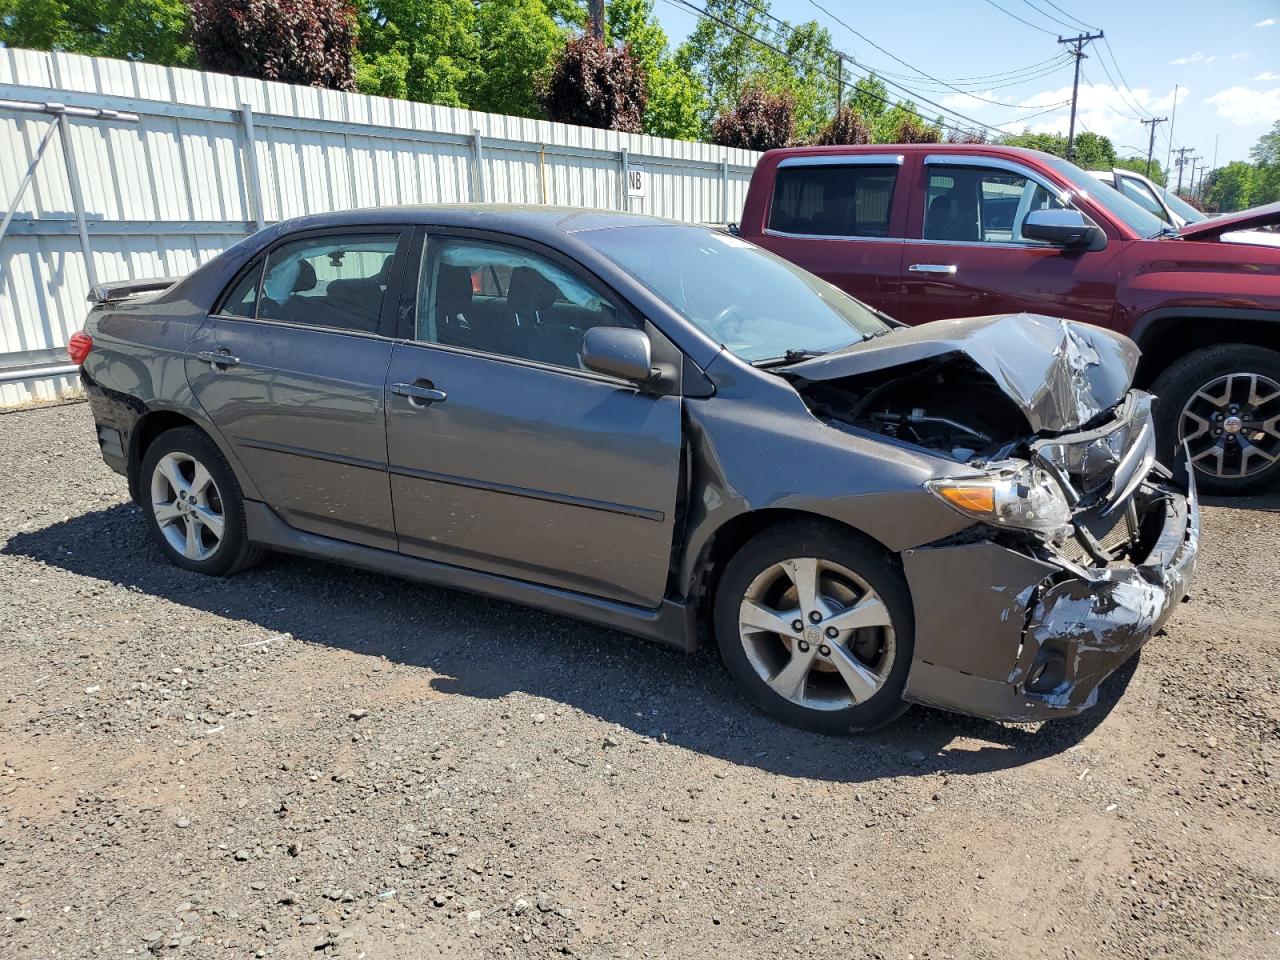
[293,258,316,292]
[436,263,473,314]
[507,266,561,314]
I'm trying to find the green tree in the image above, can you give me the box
[463,0,565,118]
[354,0,475,105]
[0,0,195,65]
[871,100,940,144]
[1203,160,1255,212]
[849,74,888,125]
[1248,120,1280,206]
[607,0,704,140]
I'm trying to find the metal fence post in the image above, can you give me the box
[239,104,265,230]
[0,120,59,252]
[56,112,97,289]
[620,148,630,212]
[721,156,730,224]
[473,129,486,202]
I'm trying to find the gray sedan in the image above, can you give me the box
[75,207,1198,733]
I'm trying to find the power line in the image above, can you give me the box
[670,0,1009,135]
[869,55,1073,93]
[801,0,1067,110]
[661,0,1000,135]
[981,0,1057,36]
[1038,0,1097,31]
[1017,0,1079,32]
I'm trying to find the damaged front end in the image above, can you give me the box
[782,313,1200,722]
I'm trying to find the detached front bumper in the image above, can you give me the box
[900,461,1199,723]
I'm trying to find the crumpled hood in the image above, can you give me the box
[784,313,1140,433]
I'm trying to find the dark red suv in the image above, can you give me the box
[739,144,1280,493]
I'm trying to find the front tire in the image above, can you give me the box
[713,521,914,735]
[1151,344,1280,495]
[140,426,264,576]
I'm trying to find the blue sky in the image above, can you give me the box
[653,0,1280,171]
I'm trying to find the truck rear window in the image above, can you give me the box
[768,164,898,238]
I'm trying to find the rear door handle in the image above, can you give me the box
[195,349,239,368]
[391,382,447,406]
[908,263,958,275]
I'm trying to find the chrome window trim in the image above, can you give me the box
[903,237,1064,249]
[923,153,1071,204]
[776,153,904,168]
[762,229,901,242]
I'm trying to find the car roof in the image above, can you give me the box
[760,143,1064,165]
[271,205,685,238]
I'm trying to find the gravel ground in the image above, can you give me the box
[1,401,1278,960]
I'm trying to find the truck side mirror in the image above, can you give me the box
[1023,208,1106,250]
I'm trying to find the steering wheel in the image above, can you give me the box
[708,304,747,338]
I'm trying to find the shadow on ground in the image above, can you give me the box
[4,503,1141,784]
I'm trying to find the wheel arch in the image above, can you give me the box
[1132,308,1280,388]
[686,507,901,631]
[127,407,256,504]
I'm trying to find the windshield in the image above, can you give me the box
[587,225,889,362]
[1159,187,1207,224]
[1041,156,1168,238]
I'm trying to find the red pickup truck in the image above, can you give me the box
[738,144,1280,493]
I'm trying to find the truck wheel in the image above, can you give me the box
[1151,344,1280,495]
[140,426,266,575]
[713,521,913,735]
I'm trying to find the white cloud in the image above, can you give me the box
[1170,52,1216,66]
[1256,71,1280,81]
[1230,52,1250,60]
[1206,86,1280,125]
[1254,17,1276,27]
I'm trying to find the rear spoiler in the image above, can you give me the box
[87,277,178,304]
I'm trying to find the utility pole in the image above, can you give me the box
[1140,117,1167,177]
[588,0,605,39]
[1058,30,1104,160]
[1173,146,1193,193]
[1188,155,1201,198]
[1165,84,1179,174]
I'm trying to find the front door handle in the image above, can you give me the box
[908,263,958,275]
[195,349,240,368]
[392,382,448,407]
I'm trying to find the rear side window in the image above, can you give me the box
[768,164,898,238]
[214,232,400,333]
[219,263,261,318]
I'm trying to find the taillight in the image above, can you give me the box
[68,331,93,365]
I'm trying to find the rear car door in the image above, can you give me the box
[750,153,907,316]
[382,229,682,607]
[897,155,1119,327]
[186,227,410,550]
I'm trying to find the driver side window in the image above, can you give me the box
[924,166,1069,245]
[416,238,636,371]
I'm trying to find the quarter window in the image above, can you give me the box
[417,239,635,372]
[768,164,898,238]
[924,166,1069,243]
[219,262,261,318]
[243,233,399,333]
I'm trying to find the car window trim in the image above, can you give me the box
[765,156,904,241]
[917,155,1079,249]
[210,225,412,338]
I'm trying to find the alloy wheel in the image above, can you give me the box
[1179,372,1280,480]
[737,557,896,712]
[150,451,225,562]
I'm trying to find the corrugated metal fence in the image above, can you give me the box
[0,48,761,405]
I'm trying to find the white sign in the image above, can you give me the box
[625,165,648,199]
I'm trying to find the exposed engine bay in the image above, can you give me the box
[788,354,1035,465]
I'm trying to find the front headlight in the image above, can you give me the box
[927,459,1072,533]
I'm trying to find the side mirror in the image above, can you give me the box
[581,327,657,384]
[1022,208,1105,250]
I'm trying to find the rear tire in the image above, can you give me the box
[140,426,265,576]
[1150,344,1280,495]
[713,521,913,735]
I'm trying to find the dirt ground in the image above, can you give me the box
[1,401,1277,960]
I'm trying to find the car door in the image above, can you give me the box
[896,155,1120,327]
[186,227,410,550]
[750,153,907,316]
[382,229,683,607]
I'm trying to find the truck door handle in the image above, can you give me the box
[195,349,240,368]
[908,263,958,275]
[392,382,447,407]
